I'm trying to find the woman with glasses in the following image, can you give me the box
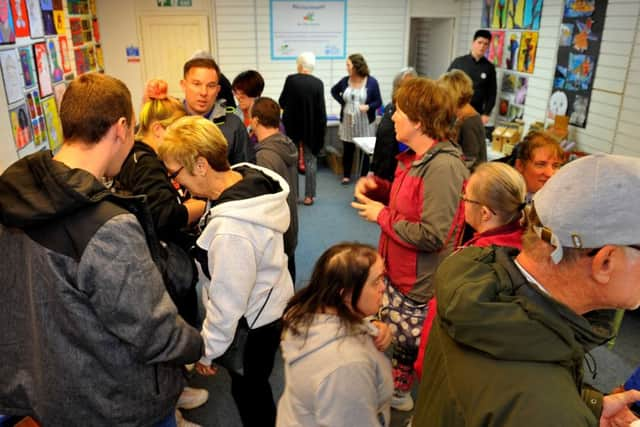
[331,53,383,184]
[415,161,528,380]
[351,77,468,411]
[277,242,393,427]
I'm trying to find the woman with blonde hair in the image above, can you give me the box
[439,69,486,171]
[514,130,564,199]
[158,115,293,427]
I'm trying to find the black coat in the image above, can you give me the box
[279,73,327,155]
[370,103,399,182]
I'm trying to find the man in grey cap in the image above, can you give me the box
[413,153,640,427]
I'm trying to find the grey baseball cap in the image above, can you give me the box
[532,153,640,263]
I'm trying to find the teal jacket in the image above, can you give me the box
[414,246,612,427]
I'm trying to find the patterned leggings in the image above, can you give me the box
[379,282,428,393]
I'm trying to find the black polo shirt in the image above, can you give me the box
[448,54,497,116]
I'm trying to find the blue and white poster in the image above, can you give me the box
[270,0,346,60]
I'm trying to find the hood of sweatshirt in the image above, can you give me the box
[204,163,290,236]
[255,133,298,169]
[0,151,110,228]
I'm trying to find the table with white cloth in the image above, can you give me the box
[352,137,376,177]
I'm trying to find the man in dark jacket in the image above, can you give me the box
[448,29,497,125]
[0,73,203,426]
[413,154,640,427]
[251,96,299,284]
[279,51,327,205]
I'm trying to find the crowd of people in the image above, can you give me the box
[1,30,640,427]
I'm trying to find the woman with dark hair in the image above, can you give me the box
[331,53,383,184]
[277,242,393,427]
[232,70,265,129]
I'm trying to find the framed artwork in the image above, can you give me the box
[517,31,538,73]
[39,0,55,35]
[58,34,70,73]
[9,103,33,150]
[0,49,23,103]
[1,0,17,44]
[18,45,35,88]
[26,88,46,146]
[41,95,62,151]
[485,30,505,67]
[25,0,42,38]
[46,37,63,82]
[503,31,520,70]
[67,0,89,15]
[10,0,30,38]
[506,0,543,30]
[33,41,52,97]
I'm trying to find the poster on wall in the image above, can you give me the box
[0,0,17,44]
[503,31,520,70]
[33,41,52,97]
[270,0,346,60]
[10,0,31,38]
[516,31,538,73]
[0,49,23,103]
[25,0,43,38]
[550,0,607,128]
[39,0,55,35]
[58,34,70,73]
[46,37,63,82]
[486,0,543,30]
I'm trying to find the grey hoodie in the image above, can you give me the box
[255,132,299,257]
[277,315,393,427]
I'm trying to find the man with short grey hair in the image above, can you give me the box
[414,153,640,426]
[279,51,327,206]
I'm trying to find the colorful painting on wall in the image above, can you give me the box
[41,95,62,151]
[0,0,16,44]
[18,44,35,88]
[497,71,528,123]
[25,0,42,38]
[506,0,543,30]
[486,30,505,67]
[10,0,30,38]
[9,103,33,150]
[517,31,538,73]
[33,41,52,97]
[481,0,494,28]
[46,37,64,82]
[0,48,23,103]
[491,0,508,29]
[551,0,607,128]
[503,31,520,70]
[58,34,71,73]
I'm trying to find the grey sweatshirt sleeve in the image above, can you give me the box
[315,362,382,427]
[78,213,203,365]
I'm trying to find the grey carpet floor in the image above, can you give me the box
[185,165,640,427]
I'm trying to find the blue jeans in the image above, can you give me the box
[153,411,177,427]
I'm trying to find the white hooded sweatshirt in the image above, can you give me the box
[196,163,294,364]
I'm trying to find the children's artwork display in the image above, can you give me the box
[486,0,543,30]
[39,0,55,35]
[33,41,52,97]
[503,31,520,70]
[18,44,35,87]
[516,31,538,73]
[497,71,528,123]
[10,0,30,38]
[57,34,70,72]
[26,88,46,146]
[41,95,62,151]
[551,0,607,128]
[46,36,63,82]
[485,30,504,67]
[9,102,33,149]
[25,0,42,38]
[0,0,16,44]
[52,79,64,106]
[0,48,22,102]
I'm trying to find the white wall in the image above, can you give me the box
[455,0,640,157]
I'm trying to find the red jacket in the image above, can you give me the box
[369,141,468,303]
[415,219,525,378]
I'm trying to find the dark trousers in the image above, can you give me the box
[228,318,282,427]
[287,253,296,286]
[342,141,370,178]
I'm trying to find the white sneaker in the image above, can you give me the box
[177,386,209,410]
[175,409,203,427]
[391,390,414,411]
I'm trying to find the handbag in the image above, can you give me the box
[214,288,273,376]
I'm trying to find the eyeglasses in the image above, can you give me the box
[167,166,184,180]
[460,192,496,215]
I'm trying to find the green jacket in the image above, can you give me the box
[413,246,612,427]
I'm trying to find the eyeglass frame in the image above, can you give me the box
[460,192,497,215]
[167,165,184,180]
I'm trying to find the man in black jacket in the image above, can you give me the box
[448,29,497,125]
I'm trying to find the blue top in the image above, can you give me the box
[330,75,383,124]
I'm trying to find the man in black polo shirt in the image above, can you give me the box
[448,29,497,125]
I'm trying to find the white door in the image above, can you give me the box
[138,15,210,98]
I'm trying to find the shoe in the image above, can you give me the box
[175,409,202,427]
[341,177,351,185]
[303,197,314,206]
[391,390,414,412]
[177,387,209,410]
